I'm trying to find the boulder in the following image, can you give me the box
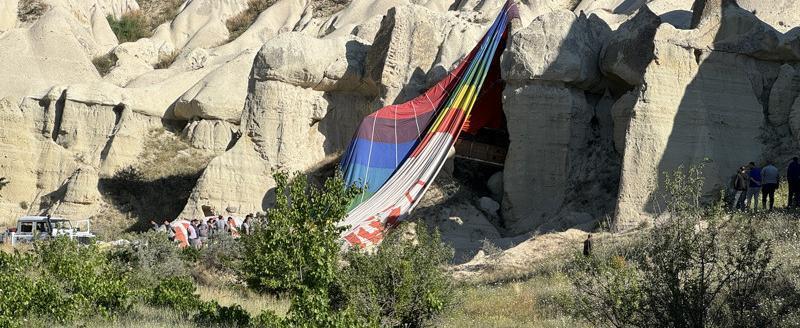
[251,33,375,94]
[501,10,610,89]
[687,0,800,62]
[364,4,491,105]
[501,83,593,233]
[600,7,661,87]
[174,50,259,123]
[613,27,765,230]
[768,64,800,126]
[182,119,238,153]
[487,171,503,198]
[478,197,500,215]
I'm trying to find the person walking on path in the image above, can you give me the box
[732,166,749,210]
[583,234,592,256]
[788,157,800,208]
[761,161,780,211]
[745,162,762,211]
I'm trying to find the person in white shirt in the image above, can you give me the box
[760,160,780,211]
[187,221,198,248]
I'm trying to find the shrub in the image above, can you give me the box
[107,231,191,289]
[107,11,151,43]
[17,0,50,23]
[240,171,364,326]
[193,301,252,327]
[338,223,455,327]
[92,53,118,76]
[154,51,179,69]
[569,163,800,328]
[0,177,8,191]
[0,238,133,325]
[148,276,203,313]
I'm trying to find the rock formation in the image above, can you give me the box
[1,0,799,262]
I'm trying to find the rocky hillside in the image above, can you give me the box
[1,0,799,250]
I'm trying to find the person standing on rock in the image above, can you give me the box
[787,157,800,208]
[583,234,592,256]
[761,160,779,211]
[745,162,761,211]
[732,166,749,210]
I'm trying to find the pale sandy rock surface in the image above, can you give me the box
[0,0,18,32]
[2,0,800,268]
[501,10,610,89]
[613,27,767,229]
[0,8,102,99]
[149,0,249,54]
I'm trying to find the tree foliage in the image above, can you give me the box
[569,163,800,328]
[338,223,455,327]
[240,171,364,327]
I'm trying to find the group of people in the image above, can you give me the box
[150,214,258,248]
[731,157,800,211]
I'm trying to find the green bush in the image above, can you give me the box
[35,238,133,316]
[338,223,455,327]
[0,238,133,325]
[193,301,252,327]
[569,163,800,328]
[108,231,190,290]
[148,276,203,313]
[240,171,365,327]
[107,11,151,43]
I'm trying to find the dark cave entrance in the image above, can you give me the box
[451,31,509,193]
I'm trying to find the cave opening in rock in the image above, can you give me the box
[451,29,508,192]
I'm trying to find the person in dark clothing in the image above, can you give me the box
[761,160,779,211]
[44,215,53,237]
[583,234,592,256]
[788,157,800,208]
[732,166,749,210]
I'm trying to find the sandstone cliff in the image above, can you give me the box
[1,0,799,260]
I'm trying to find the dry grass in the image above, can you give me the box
[136,0,185,31]
[196,285,290,317]
[154,51,180,69]
[439,274,588,328]
[226,0,277,42]
[136,128,213,180]
[92,53,118,76]
[17,0,50,23]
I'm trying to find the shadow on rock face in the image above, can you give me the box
[99,166,203,232]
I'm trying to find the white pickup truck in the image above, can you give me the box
[2,216,96,246]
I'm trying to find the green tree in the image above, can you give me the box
[569,163,800,328]
[338,223,455,327]
[240,171,363,327]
